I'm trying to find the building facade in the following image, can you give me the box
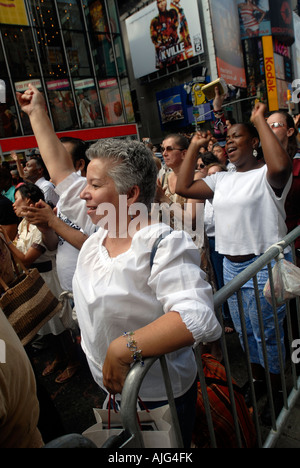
[119,0,299,144]
[0,0,138,159]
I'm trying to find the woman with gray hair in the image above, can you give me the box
[16,84,222,447]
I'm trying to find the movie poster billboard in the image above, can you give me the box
[125,0,204,79]
[209,0,246,88]
[236,0,271,40]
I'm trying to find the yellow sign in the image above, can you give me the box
[0,0,28,26]
[262,36,278,112]
[191,83,206,106]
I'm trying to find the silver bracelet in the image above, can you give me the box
[123,331,144,366]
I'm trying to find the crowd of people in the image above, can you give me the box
[0,82,299,448]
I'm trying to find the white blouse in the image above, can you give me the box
[72,223,221,401]
[203,165,292,256]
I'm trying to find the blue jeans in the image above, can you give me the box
[223,255,291,374]
[208,237,232,324]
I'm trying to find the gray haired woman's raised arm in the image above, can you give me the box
[16,84,75,186]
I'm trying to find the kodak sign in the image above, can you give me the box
[262,36,279,111]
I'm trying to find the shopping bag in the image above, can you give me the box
[263,255,300,306]
[82,403,178,448]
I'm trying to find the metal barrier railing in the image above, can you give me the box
[120,226,300,449]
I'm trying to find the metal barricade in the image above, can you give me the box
[120,226,300,449]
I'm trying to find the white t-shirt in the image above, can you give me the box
[35,177,59,206]
[203,165,292,256]
[72,223,221,401]
[55,173,95,236]
[54,173,97,291]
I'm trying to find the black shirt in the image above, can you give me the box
[0,194,19,225]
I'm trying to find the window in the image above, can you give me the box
[28,0,59,29]
[57,0,85,30]
[36,28,68,77]
[0,80,21,138]
[63,30,92,77]
[1,27,40,80]
[46,79,79,131]
[74,78,103,127]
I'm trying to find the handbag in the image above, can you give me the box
[263,253,300,306]
[0,243,62,346]
[82,395,178,448]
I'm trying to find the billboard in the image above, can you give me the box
[125,0,204,79]
[158,94,184,124]
[236,0,271,40]
[270,0,294,45]
[210,0,246,88]
[262,35,279,111]
[0,0,28,25]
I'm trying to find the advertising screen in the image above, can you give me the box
[125,0,204,79]
[210,0,246,88]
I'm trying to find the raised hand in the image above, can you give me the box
[213,86,225,111]
[190,130,212,149]
[250,100,267,126]
[16,84,46,117]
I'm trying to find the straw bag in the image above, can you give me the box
[0,244,62,346]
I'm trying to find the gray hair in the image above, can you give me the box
[86,138,158,210]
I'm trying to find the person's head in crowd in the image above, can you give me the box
[23,155,50,183]
[10,169,22,186]
[13,182,45,217]
[225,122,262,168]
[212,142,228,165]
[0,166,13,193]
[195,156,208,178]
[206,162,228,176]
[226,117,236,130]
[266,111,298,159]
[60,136,90,177]
[161,133,190,170]
[1,161,10,170]
[81,139,157,230]
[196,152,219,178]
[207,139,216,152]
[201,151,219,166]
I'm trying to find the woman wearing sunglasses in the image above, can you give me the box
[266,111,300,267]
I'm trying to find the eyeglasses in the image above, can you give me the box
[268,122,285,129]
[197,163,205,169]
[161,146,184,152]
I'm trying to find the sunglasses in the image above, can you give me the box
[268,122,285,128]
[161,146,184,152]
[197,163,205,169]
